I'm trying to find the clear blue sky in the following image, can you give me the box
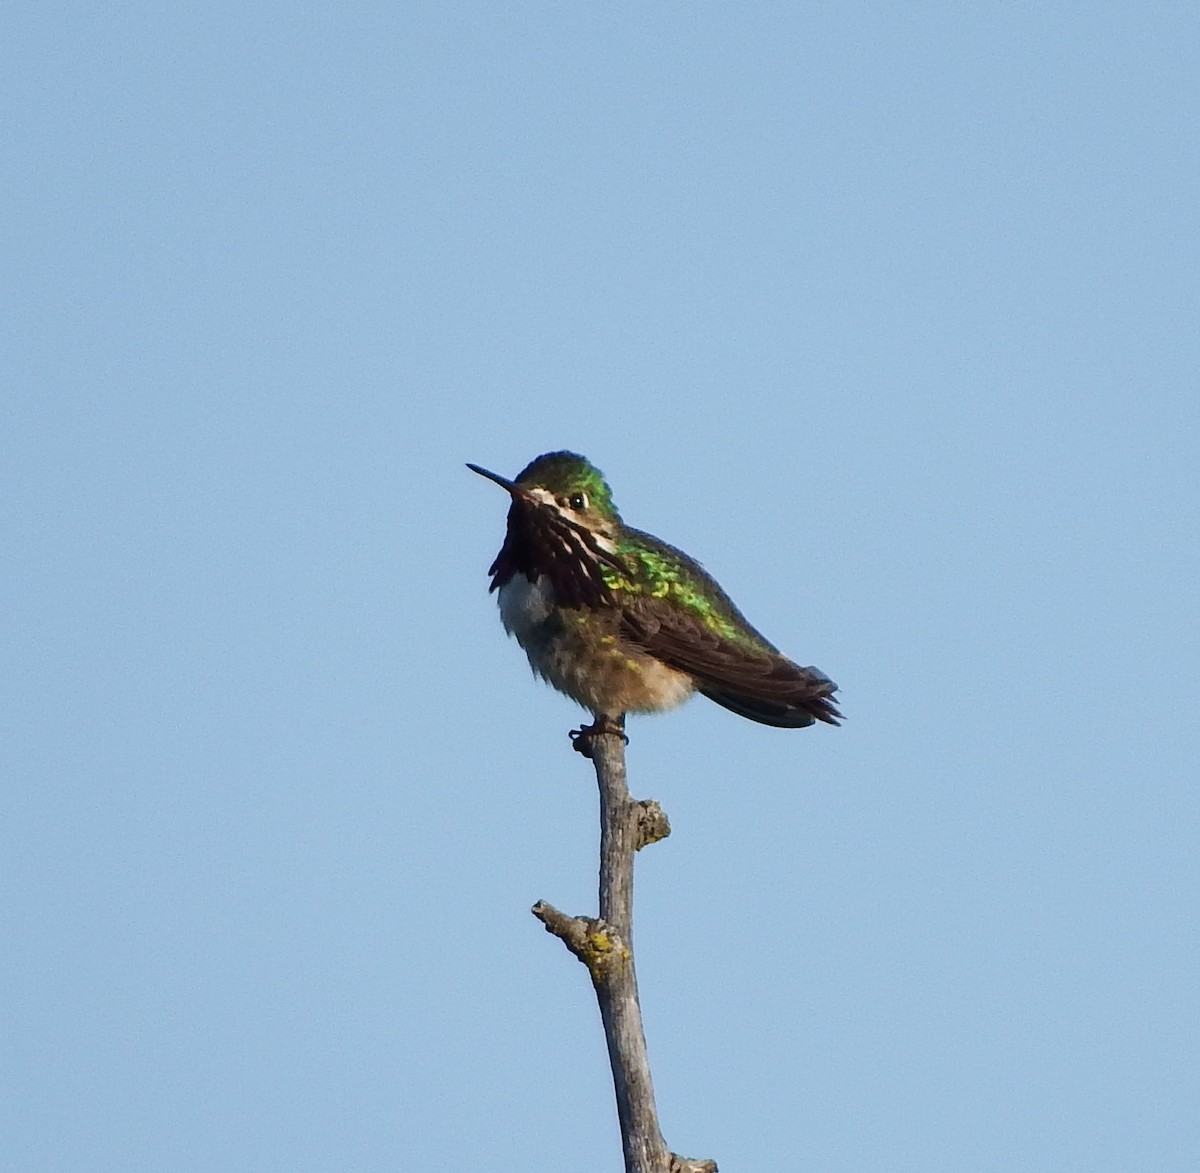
[4,4,1198,1170]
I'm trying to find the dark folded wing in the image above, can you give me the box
[621,597,842,727]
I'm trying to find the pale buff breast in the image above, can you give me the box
[497,575,695,717]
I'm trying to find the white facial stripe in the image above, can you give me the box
[525,489,620,561]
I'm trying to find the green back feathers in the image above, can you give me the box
[606,528,778,652]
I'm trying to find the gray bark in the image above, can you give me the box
[533,729,717,1173]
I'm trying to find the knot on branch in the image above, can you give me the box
[531,901,630,980]
[634,798,671,850]
[669,1155,719,1173]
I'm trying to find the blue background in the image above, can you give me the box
[5,4,1197,1169]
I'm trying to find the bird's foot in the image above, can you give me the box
[569,716,628,757]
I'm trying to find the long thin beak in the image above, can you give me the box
[466,462,518,493]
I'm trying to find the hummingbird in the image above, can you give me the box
[468,451,841,740]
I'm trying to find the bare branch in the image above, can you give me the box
[533,728,716,1173]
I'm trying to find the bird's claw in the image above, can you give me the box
[569,718,629,757]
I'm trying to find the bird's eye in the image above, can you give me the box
[568,492,587,510]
